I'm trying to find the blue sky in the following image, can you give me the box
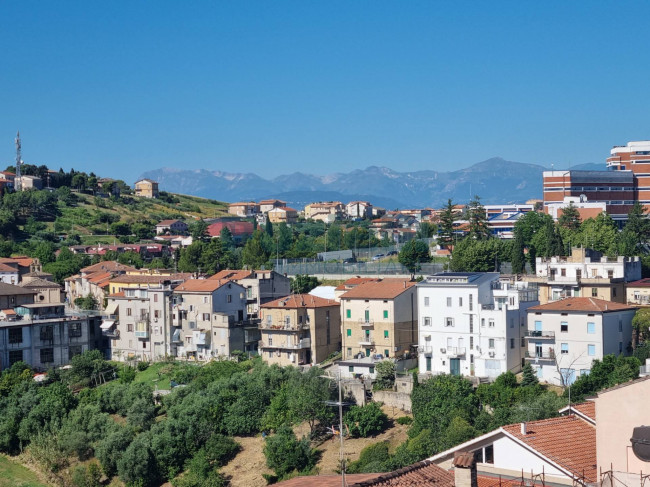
[1,1,650,183]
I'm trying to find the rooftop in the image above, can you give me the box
[0,263,17,273]
[111,273,191,285]
[627,278,650,288]
[157,219,184,226]
[0,282,38,296]
[19,278,62,289]
[559,402,596,424]
[173,279,233,293]
[421,272,500,287]
[262,294,338,309]
[81,261,137,274]
[340,278,416,300]
[528,297,635,313]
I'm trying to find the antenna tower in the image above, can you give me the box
[15,131,22,191]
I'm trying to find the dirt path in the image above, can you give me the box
[221,406,411,486]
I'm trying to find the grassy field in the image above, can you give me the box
[0,455,49,487]
[132,361,179,390]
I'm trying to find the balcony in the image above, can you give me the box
[525,350,556,362]
[524,330,555,340]
[359,319,374,328]
[359,335,375,346]
[135,321,149,339]
[102,328,120,338]
[419,345,433,354]
[259,321,309,331]
[447,347,466,357]
[259,338,311,350]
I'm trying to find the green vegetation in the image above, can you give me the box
[0,455,48,487]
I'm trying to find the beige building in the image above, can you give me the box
[259,199,287,214]
[346,201,373,219]
[304,201,344,222]
[259,294,340,367]
[525,248,641,304]
[19,278,63,304]
[228,202,260,217]
[340,278,417,359]
[626,278,650,306]
[65,261,138,309]
[267,207,299,224]
[134,178,159,198]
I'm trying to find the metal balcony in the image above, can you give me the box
[525,330,555,340]
[525,350,556,362]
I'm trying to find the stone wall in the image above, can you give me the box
[372,390,412,413]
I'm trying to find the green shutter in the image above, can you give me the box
[383,310,388,319]
[347,329,351,337]
[384,330,389,338]
[346,309,351,319]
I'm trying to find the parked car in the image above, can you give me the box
[343,257,357,264]
[372,254,385,261]
[386,250,398,256]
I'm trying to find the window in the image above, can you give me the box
[445,318,454,327]
[469,315,474,333]
[561,268,566,277]
[384,349,389,357]
[384,330,389,339]
[608,270,614,279]
[69,345,82,359]
[154,294,158,303]
[8,350,22,365]
[69,323,82,338]
[588,344,595,356]
[127,323,133,332]
[510,318,514,329]
[203,296,208,304]
[347,347,352,358]
[561,343,569,354]
[510,338,515,349]
[383,310,388,319]
[154,310,159,319]
[587,322,595,334]
[349,366,354,372]
[40,325,53,341]
[592,288,598,297]
[203,313,210,321]
[446,297,452,307]
[489,339,495,349]
[459,297,463,307]
[227,294,232,303]
[424,297,430,307]
[481,318,485,327]
[521,337,525,347]
[484,445,494,464]
[619,342,623,353]
[561,322,568,333]
[8,328,22,344]
[346,309,351,319]
[613,287,617,297]
[40,348,54,364]
[470,336,474,350]
[126,308,132,316]
[488,319,494,328]
[347,329,351,337]
[369,367,374,374]
[424,317,431,327]
[619,320,623,332]
[469,294,473,311]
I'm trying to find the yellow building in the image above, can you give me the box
[108,273,191,295]
[134,179,159,198]
[268,207,299,224]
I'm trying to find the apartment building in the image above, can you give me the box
[208,269,291,319]
[0,284,99,370]
[417,273,539,379]
[107,273,191,296]
[172,279,249,360]
[228,201,260,217]
[103,283,174,361]
[346,201,373,219]
[133,178,159,198]
[259,294,340,367]
[525,298,635,386]
[525,247,641,304]
[340,278,417,360]
[267,207,299,224]
[259,199,287,214]
[304,201,344,223]
[626,278,650,306]
[65,261,138,308]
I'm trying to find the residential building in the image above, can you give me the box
[107,273,191,296]
[340,278,418,360]
[524,247,641,304]
[155,219,189,235]
[430,413,596,486]
[228,201,260,217]
[346,201,373,219]
[625,278,650,306]
[65,261,138,308]
[15,175,42,190]
[525,298,636,385]
[267,207,299,224]
[19,278,64,304]
[334,277,381,301]
[172,279,249,359]
[483,204,534,218]
[133,178,159,198]
[0,263,19,285]
[486,211,527,239]
[0,286,99,370]
[154,234,194,249]
[208,269,291,319]
[206,220,254,242]
[259,294,341,366]
[103,283,174,361]
[417,273,539,379]
[304,201,344,222]
[0,256,38,281]
[258,199,287,214]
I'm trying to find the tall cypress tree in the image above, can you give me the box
[439,199,457,247]
[511,232,525,274]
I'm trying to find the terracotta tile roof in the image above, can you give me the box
[87,272,113,284]
[477,475,522,487]
[502,415,596,482]
[174,279,231,293]
[559,402,596,423]
[0,263,17,272]
[528,297,635,313]
[275,473,381,487]
[81,261,137,274]
[1,309,16,315]
[207,221,255,237]
[111,273,191,284]
[0,256,33,268]
[272,206,298,212]
[262,294,338,309]
[334,277,381,291]
[108,291,125,297]
[208,270,254,281]
[627,278,650,288]
[340,279,416,300]
[259,199,286,205]
[156,219,183,226]
[349,459,454,486]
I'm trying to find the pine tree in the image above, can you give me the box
[521,363,539,387]
[265,219,274,237]
[467,195,490,240]
[558,202,581,231]
[439,199,457,247]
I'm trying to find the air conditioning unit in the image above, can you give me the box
[440,348,446,353]
[489,351,495,358]
[154,318,158,323]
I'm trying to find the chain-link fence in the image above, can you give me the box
[274,261,448,276]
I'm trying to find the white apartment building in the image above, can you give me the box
[417,273,539,379]
[525,297,636,386]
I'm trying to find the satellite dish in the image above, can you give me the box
[631,426,650,461]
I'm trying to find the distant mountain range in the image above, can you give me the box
[140,158,605,209]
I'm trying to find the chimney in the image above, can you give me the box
[453,452,477,487]
[521,422,527,435]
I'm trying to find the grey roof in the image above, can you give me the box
[0,282,37,296]
[19,278,62,289]
[418,272,500,287]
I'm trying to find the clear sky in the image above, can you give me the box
[2,1,650,183]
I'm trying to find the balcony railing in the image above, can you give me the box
[419,345,433,354]
[259,338,311,350]
[447,347,466,357]
[359,336,375,346]
[135,321,149,339]
[525,349,556,361]
[102,329,120,338]
[359,319,374,327]
[524,330,555,339]
[259,322,309,331]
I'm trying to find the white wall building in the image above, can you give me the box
[525,297,636,385]
[417,273,539,379]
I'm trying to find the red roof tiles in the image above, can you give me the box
[262,294,338,309]
[340,279,416,300]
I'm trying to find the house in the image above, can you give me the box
[304,201,344,222]
[65,261,138,308]
[207,269,291,319]
[228,202,260,217]
[525,298,636,385]
[430,414,597,486]
[334,277,381,301]
[340,278,418,360]
[625,278,650,306]
[258,199,287,214]
[0,256,38,281]
[103,283,175,361]
[133,178,159,198]
[154,235,194,249]
[172,279,249,359]
[206,221,255,242]
[346,201,373,219]
[15,175,42,190]
[267,207,298,224]
[524,247,641,304]
[155,219,189,235]
[19,278,64,304]
[107,273,191,296]
[0,263,19,285]
[417,273,539,379]
[259,294,341,367]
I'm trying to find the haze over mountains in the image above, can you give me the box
[140,158,603,209]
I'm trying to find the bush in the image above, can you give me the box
[396,416,413,425]
[347,442,391,473]
[203,434,240,467]
[119,366,136,384]
[263,425,316,479]
[137,361,149,372]
[373,361,396,391]
[344,402,388,438]
[95,425,134,477]
[71,463,102,487]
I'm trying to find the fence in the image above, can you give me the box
[274,261,448,276]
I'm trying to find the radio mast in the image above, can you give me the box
[15,131,22,191]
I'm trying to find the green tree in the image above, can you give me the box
[74,295,98,310]
[467,195,490,240]
[177,241,204,272]
[558,202,581,232]
[632,308,650,349]
[263,425,316,479]
[291,274,320,294]
[416,222,437,239]
[265,219,274,237]
[276,223,293,255]
[521,363,539,387]
[287,369,334,434]
[189,220,208,240]
[438,199,457,247]
[578,213,618,255]
[219,227,235,250]
[117,433,159,487]
[241,231,269,269]
[373,361,396,391]
[398,239,430,273]
[620,202,650,256]
[510,232,525,274]
[344,402,389,438]
[33,241,56,265]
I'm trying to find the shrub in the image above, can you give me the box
[71,462,102,487]
[137,361,149,372]
[119,366,136,384]
[396,416,413,425]
[344,402,388,438]
[263,425,316,479]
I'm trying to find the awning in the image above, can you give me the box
[104,302,119,315]
[100,320,115,330]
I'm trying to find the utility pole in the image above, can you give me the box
[15,131,22,191]
[322,372,349,487]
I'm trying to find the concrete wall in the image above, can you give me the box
[372,390,412,412]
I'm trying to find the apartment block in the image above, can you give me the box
[626,278,650,306]
[340,278,417,360]
[133,178,159,198]
[417,273,538,379]
[525,298,636,386]
[525,247,641,304]
[259,294,340,366]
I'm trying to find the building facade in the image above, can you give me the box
[133,179,159,198]
[267,207,299,223]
